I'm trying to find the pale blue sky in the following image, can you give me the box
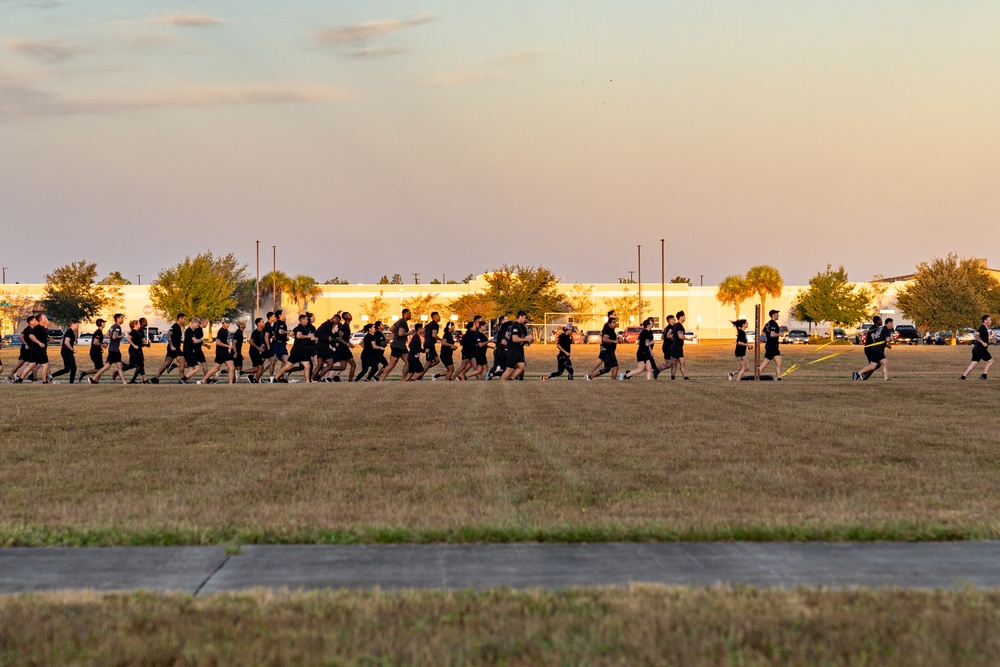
[2,1,999,285]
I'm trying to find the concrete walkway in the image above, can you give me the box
[3,543,1000,595]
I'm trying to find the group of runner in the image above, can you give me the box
[2,307,995,384]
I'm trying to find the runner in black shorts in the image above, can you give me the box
[757,309,782,380]
[586,315,620,380]
[728,319,751,381]
[403,323,425,381]
[622,318,655,380]
[152,314,186,383]
[500,311,532,381]
[336,311,356,382]
[268,310,290,381]
[89,313,127,385]
[248,317,266,382]
[78,318,105,382]
[262,312,276,379]
[312,313,339,382]
[670,311,693,380]
[473,319,490,380]
[276,313,316,383]
[542,326,574,381]
[422,311,441,377]
[354,323,376,381]
[16,313,52,383]
[201,317,236,384]
[487,315,509,380]
[119,319,149,383]
[182,318,209,382]
[368,320,389,381]
[961,314,994,380]
[434,321,459,380]
[232,320,245,380]
[51,319,80,384]
[854,318,893,381]
[6,315,37,382]
[379,309,411,382]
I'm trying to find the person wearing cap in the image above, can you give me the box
[757,309,783,380]
[500,311,532,381]
[200,317,236,384]
[77,318,106,382]
[542,325,575,381]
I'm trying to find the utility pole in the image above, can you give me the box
[2,267,6,284]
[659,239,664,328]
[627,270,635,283]
[272,246,277,310]
[637,244,642,322]
[413,273,420,285]
[255,240,260,321]
[136,274,142,285]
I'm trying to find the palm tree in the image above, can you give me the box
[745,265,784,317]
[716,274,753,319]
[286,274,322,315]
[260,270,291,310]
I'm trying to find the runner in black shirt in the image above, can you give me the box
[15,313,52,383]
[961,314,994,380]
[543,326,574,381]
[276,313,316,382]
[201,317,236,384]
[181,318,209,382]
[728,319,750,381]
[6,315,37,382]
[51,319,80,383]
[454,320,477,380]
[669,311,694,380]
[622,318,655,380]
[89,314,127,384]
[152,314,187,383]
[355,323,377,382]
[401,323,424,381]
[853,318,894,381]
[653,314,676,379]
[335,311,357,381]
[757,309,782,380]
[120,319,149,383]
[232,321,246,380]
[270,310,290,378]
[78,319,105,382]
[262,311,276,379]
[367,321,389,381]
[500,311,532,380]
[312,314,339,381]
[422,312,442,378]
[379,309,411,382]
[434,321,459,381]
[487,315,509,380]
[585,316,621,380]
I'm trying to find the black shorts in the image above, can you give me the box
[18,345,30,362]
[338,347,354,362]
[735,350,746,359]
[972,347,992,362]
[317,346,336,361]
[165,347,181,360]
[249,348,263,366]
[764,347,780,361]
[670,345,684,359]
[107,350,123,365]
[600,350,619,368]
[494,348,507,369]
[215,351,233,364]
[390,347,406,360]
[89,350,103,369]
[407,354,423,374]
[461,349,473,361]
[184,352,198,366]
[868,350,886,364]
[194,349,207,364]
[288,347,310,364]
[475,351,488,366]
[30,348,48,365]
[261,348,274,360]
[637,350,652,363]
[506,348,525,367]
[271,343,288,359]
[424,347,438,362]
[441,350,453,366]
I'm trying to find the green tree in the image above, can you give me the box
[378,275,390,285]
[563,282,595,315]
[99,271,132,286]
[482,264,564,321]
[260,270,291,310]
[670,276,693,285]
[0,291,37,333]
[359,290,390,323]
[402,293,444,320]
[715,274,754,319]
[745,265,784,317]
[227,278,258,320]
[149,252,248,323]
[40,260,121,326]
[448,292,495,323]
[896,254,1000,333]
[389,274,404,285]
[324,277,350,285]
[286,274,322,314]
[793,265,872,339]
[461,274,475,284]
[605,287,651,327]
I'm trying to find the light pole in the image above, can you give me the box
[660,239,664,328]
[637,244,642,322]
[136,274,142,285]
[255,240,260,321]
[272,245,277,310]
[2,267,6,284]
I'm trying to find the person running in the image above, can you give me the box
[757,310,782,380]
[6,315,37,382]
[367,320,389,381]
[247,317,266,383]
[422,312,442,378]
[403,323,425,381]
[200,317,237,384]
[379,309,411,382]
[653,314,676,379]
[622,318,655,380]
[335,311,357,382]
[542,325,575,381]
[120,319,149,383]
[276,313,316,383]
[500,311,532,381]
[354,323,376,381]
[961,315,994,381]
[487,315,510,380]
[262,311,276,379]
[728,319,751,381]
[434,321,459,380]
[181,318,210,382]
[51,319,80,383]
[15,313,52,383]
[312,314,339,382]
[670,311,694,380]
[268,310,290,382]
[454,320,477,381]
[89,314,127,385]
[473,317,491,380]
[78,318,106,382]
[152,314,186,383]
[232,320,245,382]
[585,315,621,380]
[853,317,894,381]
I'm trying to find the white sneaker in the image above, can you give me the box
[727,372,733,381]
[584,374,591,381]
[288,378,299,383]
[617,373,625,381]
[269,376,275,383]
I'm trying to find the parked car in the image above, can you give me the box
[956,328,977,345]
[651,329,663,342]
[621,327,644,344]
[832,328,847,340]
[548,325,583,344]
[922,330,949,345]
[47,328,63,345]
[786,329,809,344]
[145,327,160,342]
[349,332,366,347]
[584,330,602,344]
[854,323,874,345]
[157,333,170,343]
[991,328,1000,344]
[77,333,94,347]
[1,334,22,347]
[894,324,920,345]
[778,326,789,343]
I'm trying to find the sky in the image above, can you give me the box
[2,0,999,286]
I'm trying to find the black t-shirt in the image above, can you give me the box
[506,321,528,352]
[638,328,653,352]
[62,328,77,352]
[337,321,351,348]
[763,320,780,348]
[424,321,440,349]
[290,324,310,351]
[262,321,273,344]
[390,319,409,350]
[129,328,144,350]
[671,323,686,350]
[272,320,288,345]
[363,332,375,353]
[91,329,104,349]
[408,331,422,355]
[735,328,747,355]
[21,326,35,352]
[662,325,674,353]
[556,332,572,354]
[183,327,195,354]
[250,328,265,350]
[602,324,617,352]
[976,325,991,349]
[475,330,489,352]
[374,330,387,350]
[232,328,244,354]
[495,321,511,347]
[193,327,205,350]
[169,323,183,351]
[32,324,48,349]
[443,329,455,348]
[215,327,230,354]
[316,320,334,349]
[108,323,124,352]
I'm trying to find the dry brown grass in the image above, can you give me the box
[2,586,1000,665]
[1,342,999,544]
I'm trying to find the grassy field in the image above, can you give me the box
[1,341,998,546]
[2,586,1000,665]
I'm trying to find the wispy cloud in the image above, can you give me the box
[418,49,544,87]
[346,45,409,59]
[317,12,434,46]
[148,12,227,27]
[0,82,351,119]
[3,38,86,63]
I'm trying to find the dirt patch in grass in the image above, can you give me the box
[2,586,999,666]
[1,343,999,545]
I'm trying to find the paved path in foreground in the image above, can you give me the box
[2,543,999,595]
